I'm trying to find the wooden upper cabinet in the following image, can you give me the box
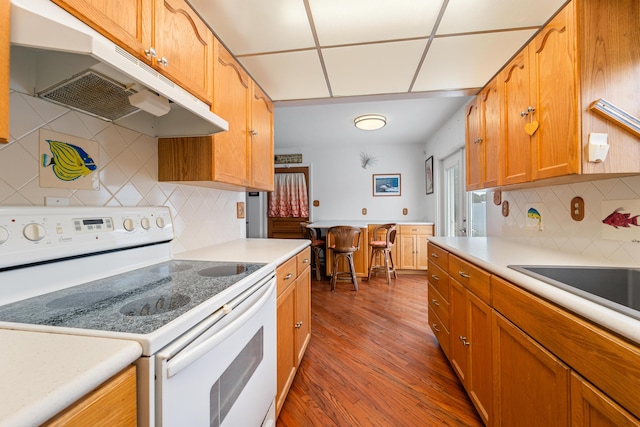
[52,0,213,104]
[250,84,275,191]
[499,49,531,186]
[1,0,9,144]
[529,1,579,180]
[212,42,251,187]
[51,0,153,62]
[154,0,214,103]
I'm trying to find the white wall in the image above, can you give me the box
[1,91,245,254]
[275,142,431,222]
[424,103,640,266]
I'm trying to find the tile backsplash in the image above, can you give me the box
[1,91,245,254]
[489,175,640,266]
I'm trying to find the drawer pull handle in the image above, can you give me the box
[459,335,470,346]
[431,299,440,307]
[303,258,310,263]
[432,323,440,333]
[458,271,471,279]
[431,253,439,258]
[431,274,439,281]
[284,273,293,280]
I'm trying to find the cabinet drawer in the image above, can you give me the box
[429,304,450,358]
[448,255,490,304]
[428,261,449,303]
[428,243,449,271]
[399,224,434,235]
[492,275,640,420]
[296,247,311,273]
[428,283,449,328]
[276,256,297,296]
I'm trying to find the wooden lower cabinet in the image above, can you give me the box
[276,247,311,416]
[43,365,137,426]
[493,312,570,427]
[571,373,640,427]
[428,242,640,426]
[398,225,433,270]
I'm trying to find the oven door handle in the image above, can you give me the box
[165,278,274,378]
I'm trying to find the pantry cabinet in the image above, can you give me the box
[1,0,9,144]
[52,0,214,104]
[157,42,274,191]
[276,247,311,416]
[43,365,137,426]
[467,0,640,190]
[429,242,640,426]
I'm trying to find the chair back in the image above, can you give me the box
[328,226,361,252]
[305,226,325,246]
[371,223,397,248]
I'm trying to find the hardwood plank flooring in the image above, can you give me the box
[277,274,483,427]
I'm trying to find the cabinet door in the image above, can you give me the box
[250,84,274,191]
[52,0,153,63]
[571,372,640,427]
[154,0,214,103]
[398,234,417,270]
[294,268,311,365]
[500,49,531,185]
[276,282,296,415]
[212,43,251,187]
[493,312,570,427]
[467,291,492,426]
[482,78,500,188]
[416,235,429,270]
[1,0,9,144]
[449,278,468,384]
[465,97,482,191]
[529,1,579,180]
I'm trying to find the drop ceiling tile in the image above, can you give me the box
[239,51,330,101]
[308,0,441,46]
[413,30,535,92]
[322,40,426,97]
[438,0,567,34]
[189,0,315,55]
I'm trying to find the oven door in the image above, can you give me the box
[155,274,276,427]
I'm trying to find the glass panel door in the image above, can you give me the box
[442,149,466,237]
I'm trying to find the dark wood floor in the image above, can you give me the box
[276,273,483,427]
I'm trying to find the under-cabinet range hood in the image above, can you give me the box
[9,0,228,137]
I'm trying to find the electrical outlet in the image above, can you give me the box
[402,208,408,215]
[362,208,367,215]
[236,202,245,219]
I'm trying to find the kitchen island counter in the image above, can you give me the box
[429,236,640,344]
[306,220,434,228]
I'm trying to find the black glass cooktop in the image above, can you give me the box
[0,260,266,334]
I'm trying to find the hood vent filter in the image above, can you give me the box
[38,71,140,121]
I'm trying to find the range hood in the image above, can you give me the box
[9,0,228,137]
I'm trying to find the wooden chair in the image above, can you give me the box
[367,223,397,284]
[327,226,361,291]
[306,226,325,281]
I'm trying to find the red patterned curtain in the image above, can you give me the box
[268,173,309,218]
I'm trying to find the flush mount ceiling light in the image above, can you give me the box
[354,114,386,131]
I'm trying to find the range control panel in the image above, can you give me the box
[0,206,174,269]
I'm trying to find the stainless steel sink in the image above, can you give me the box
[508,265,640,320]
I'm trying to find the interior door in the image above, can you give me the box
[442,149,467,237]
[267,166,309,239]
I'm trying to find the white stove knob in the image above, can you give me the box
[0,226,8,244]
[141,217,151,230]
[156,217,166,228]
[23,223,46,241]
[123,218,135,232]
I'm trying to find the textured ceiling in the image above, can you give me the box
[189,0,568,147]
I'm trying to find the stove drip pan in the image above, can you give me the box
[120,293,191,316]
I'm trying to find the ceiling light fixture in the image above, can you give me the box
[354,114,386,131]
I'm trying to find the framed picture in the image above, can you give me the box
[425,156,434,195]
[372,174,401,196]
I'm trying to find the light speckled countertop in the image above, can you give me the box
[0,330,141,427]
[428,236,640,344]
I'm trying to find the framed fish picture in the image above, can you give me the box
[601,200,640,242]
[39,129,100,190]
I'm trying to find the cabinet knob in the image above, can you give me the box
[145,47,157,58]
[295,321,303,329]
[284,273,293,280]
[250,129,258,136]
[158,57,169,66]
[459,335,470,346]
[473,138,483,144]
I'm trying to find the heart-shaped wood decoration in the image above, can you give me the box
[524,120,539,136]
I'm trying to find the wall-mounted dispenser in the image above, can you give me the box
[587,133,609,163]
